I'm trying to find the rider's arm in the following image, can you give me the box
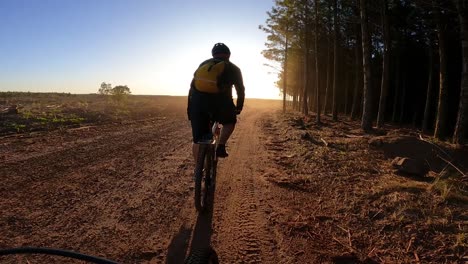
[187,81,194,120]
[233,67,245,113]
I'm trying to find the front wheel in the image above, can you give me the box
[194,146,212,212]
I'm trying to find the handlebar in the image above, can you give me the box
[0,247,118,264]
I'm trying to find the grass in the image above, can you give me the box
[0,92,189,136]
[455,233,468,248]
[3,109,87,134]
[7,123,26,133]
[429,168,468,204]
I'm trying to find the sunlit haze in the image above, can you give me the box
[0,0,280,99]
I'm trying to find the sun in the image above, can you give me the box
[139,35,281,99]
[231,46,281,100]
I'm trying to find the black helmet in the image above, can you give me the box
[211,43,231,57]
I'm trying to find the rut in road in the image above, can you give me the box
[211,109,279,263]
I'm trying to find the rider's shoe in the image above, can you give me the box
[216,144,229,158]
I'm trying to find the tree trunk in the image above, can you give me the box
[303,41,309,115]
[376,0,391,128]
[309,74,315,111]
[323,2,333,115]
[433,1,449,139]
[392,51,400,122]
[453,1,468,144]
[345,69,349,116]
[399,69,407,124]
[342,54,349,116]
[309,54,316,112]
[283,34,289,113]
[351,16,363,120]
[293,90,298,110]
[423,41,434,133]
[315,0,321,123]
[303,83,308,115]
[303,0,310,116]
[324,43,331,115]
[360,0,373,131]
[332,0,339,121]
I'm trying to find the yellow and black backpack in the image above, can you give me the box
[193,59,227,93]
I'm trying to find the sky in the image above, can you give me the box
[0,0,281,99]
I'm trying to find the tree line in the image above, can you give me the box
[260,0,468,144]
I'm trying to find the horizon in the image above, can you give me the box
[0,90,281,100]
[0,0,281,100]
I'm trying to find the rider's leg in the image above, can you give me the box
[189,89,211,164]
[219,123,235,145]
[216,122,235,158]
[192,143,200,163]
[215,96,237,158]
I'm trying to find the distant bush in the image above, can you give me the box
[112,85,131,96]
[98,82,112,95]
[98,82,131,98]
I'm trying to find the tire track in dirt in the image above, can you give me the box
[211,108,279,263]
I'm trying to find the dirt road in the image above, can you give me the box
[2,97,467,263]
[0,100,282,263]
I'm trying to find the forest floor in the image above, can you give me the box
[0,94,467,263]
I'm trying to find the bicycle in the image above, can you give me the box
[194,121,220,212]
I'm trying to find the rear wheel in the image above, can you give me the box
[194,146,212,212]
[185,247,219,264]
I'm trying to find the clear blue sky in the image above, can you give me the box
[0,0,280,99]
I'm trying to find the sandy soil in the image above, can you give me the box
[1,97,467,263]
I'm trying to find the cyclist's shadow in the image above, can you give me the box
[166,174,217,264]
[189,173,217,250]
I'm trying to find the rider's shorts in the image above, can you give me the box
[188,88,237,143]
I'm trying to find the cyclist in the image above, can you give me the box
[187,43,245,160]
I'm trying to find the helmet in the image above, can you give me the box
[211,43,231,57]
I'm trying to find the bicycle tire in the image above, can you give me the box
[204,148,213,188]
[212,154,218,180]
[0,247,118,264]
[194,145,212,212]
[185,247,219,264]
